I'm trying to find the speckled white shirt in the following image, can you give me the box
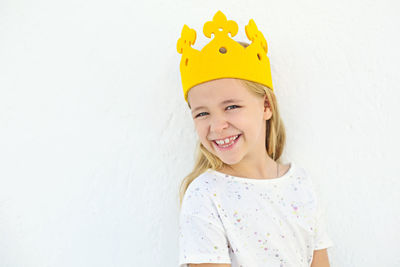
[178,162,334,267]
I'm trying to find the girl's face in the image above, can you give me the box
[187,78,272,166]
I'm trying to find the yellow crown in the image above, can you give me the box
[177,10,273,102]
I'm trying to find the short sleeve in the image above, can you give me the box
[303,167,335,250]
[313,198,334,250]
[178,178,231,267]
[311,178,334,250]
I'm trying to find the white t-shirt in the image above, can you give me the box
[178,162,334,267]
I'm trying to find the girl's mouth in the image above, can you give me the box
[213,134,242,151]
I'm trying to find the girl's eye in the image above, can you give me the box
[195,112,208,118]
[226,105,240,110]
[195,105,240,118]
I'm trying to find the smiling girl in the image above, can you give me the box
[177,11,334,267]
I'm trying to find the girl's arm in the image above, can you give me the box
[310,248,330,267]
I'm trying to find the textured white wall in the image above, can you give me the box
[0,0,399,266]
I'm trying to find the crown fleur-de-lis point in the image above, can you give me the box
[177,24,197,54]
[245,19,268,53]
[203,10,238,39]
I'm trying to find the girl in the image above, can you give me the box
[177,11,334,267]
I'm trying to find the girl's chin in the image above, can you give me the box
[215,154,243,165]
[204,147,242,164]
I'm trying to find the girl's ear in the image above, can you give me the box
[264,95,269,109]
[263,95,272,120]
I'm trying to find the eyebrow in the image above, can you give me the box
[191,99,243,114]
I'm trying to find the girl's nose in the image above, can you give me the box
[210,116,229,133]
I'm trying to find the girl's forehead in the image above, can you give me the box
[188,78,248,103]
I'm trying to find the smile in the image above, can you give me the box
[213,134,241,151]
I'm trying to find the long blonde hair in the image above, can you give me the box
[178,41,286,207]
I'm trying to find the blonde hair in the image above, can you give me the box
[178,41,286,207]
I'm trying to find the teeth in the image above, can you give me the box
[215,135,239,145]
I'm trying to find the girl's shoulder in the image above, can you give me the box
[182,170,225,202]
[186,170,222,192]
[292,164,325,203]
[180,170,226,217]
[287,162,314,184]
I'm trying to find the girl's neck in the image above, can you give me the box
[218,153,279,179]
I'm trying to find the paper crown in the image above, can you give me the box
[176,10,273,102]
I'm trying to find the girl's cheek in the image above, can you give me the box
[194,124,206,138]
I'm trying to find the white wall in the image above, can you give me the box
[1,0,399,266]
